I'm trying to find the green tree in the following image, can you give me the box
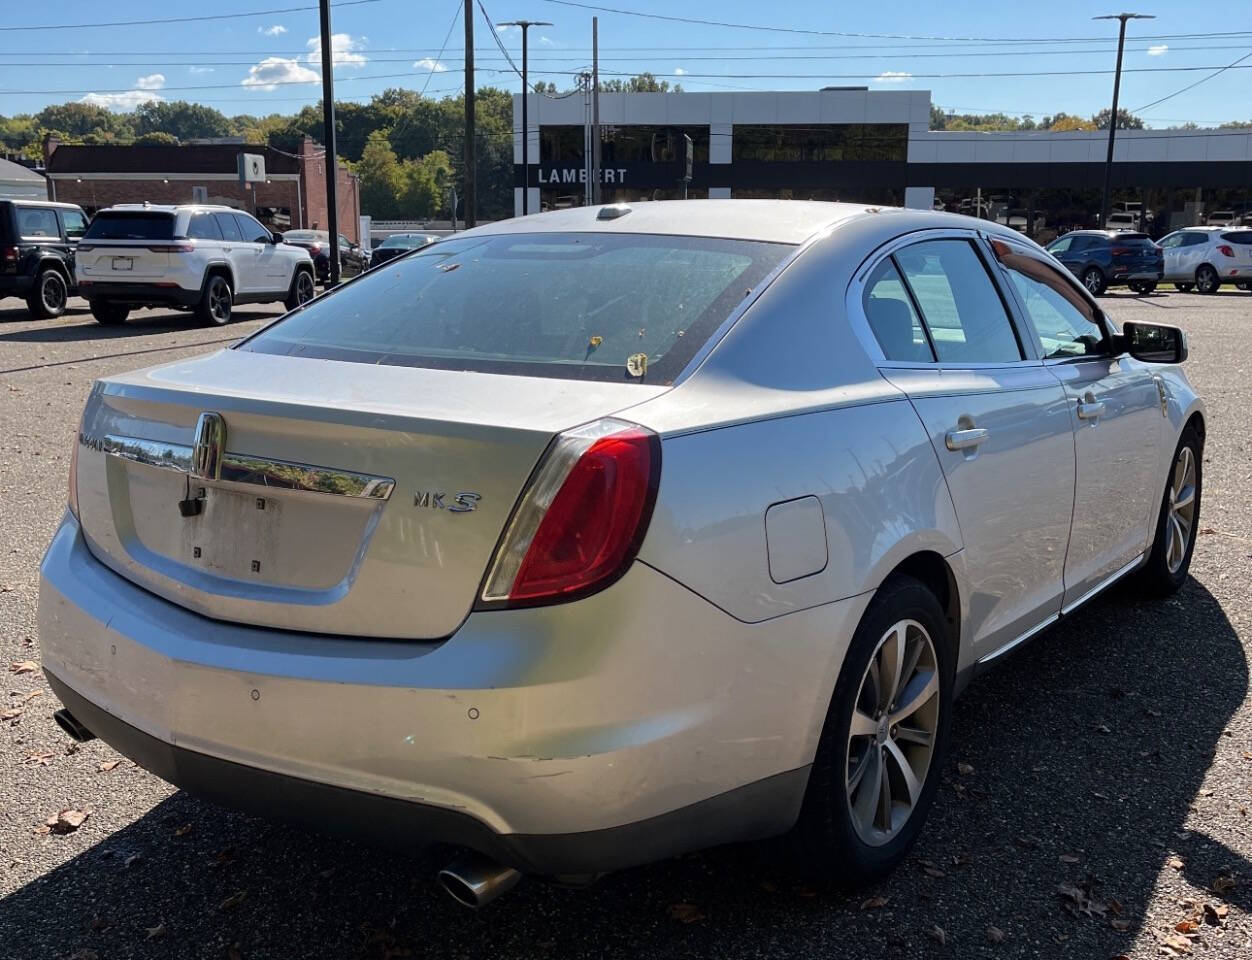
[598,73,682,93]
[402,149,454,216]
[1092,108,1145,130]
[133,131,179,145]
[356,132,406,219]
[134,101,233,140]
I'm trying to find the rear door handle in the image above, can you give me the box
[1077,399,1106,420]
[945,427,989,451]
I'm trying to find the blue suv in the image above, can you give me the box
[1045,230,1164,296]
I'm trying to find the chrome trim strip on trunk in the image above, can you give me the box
[90,433,396,501]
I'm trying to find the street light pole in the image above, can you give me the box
[317,0,341,286]
[499,19,552,217]
[1094,12,1154,229]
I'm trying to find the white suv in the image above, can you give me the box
[76,204,316,326]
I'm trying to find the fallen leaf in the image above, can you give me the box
[22,751,53,766]
[1212,874,1237,895]
[1175,919,1198,933]
[1207,903,1229,922]
[952,852,973,867]
[924,866,946,879]
[986,925,1005,943]
[219,890,247,912]
[667,902,705,924]
[1110,919,1131,931]
[1096,723,1112,734]
[1160,931,1192,953]
[1108,898,1124,916]
[860,895,889,911]
[43,807,90,834]
[9,660,37,674]
[19,689,42,704]
[957,762,975,775]
[929,925,947,946]
[97,760,121,773]
[1093,791,1110,800]
[1168,856,1185,871]
[1,707,24,721]
[1059,854,1081,864]
[174,823,193,837]
[124,854,142,869]
[145,921,166,941]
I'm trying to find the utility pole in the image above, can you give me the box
[499,19,551,216]
[1094,12,1154,229]
[317,0,341,285]
[463,0,476,228]
[592,17,602,204]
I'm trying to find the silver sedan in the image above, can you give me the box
[40,201,1204,905]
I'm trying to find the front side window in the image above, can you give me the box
[18,208,61,238]
[234,214,271,244]
[995,249,1107,359]
[186,213,223,240]
[1157,232,1183,249]
[59,209,88,239]
[1047,236,1072,254]
[215,213,243,242]
[893,240,1022,364]
[239,232,792,384]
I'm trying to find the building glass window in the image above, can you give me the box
[732,124,908,163]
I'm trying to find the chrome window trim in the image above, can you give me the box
[89,433,396,501]
[846,227,1040,369]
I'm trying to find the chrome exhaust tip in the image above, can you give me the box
[53,708,96,743]
[437,852,522,908]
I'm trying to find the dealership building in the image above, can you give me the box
[513,88,1252,237]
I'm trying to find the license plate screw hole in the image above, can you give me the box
[256,498,265,510]
[193,547,201,559]
[251,560,261,573]
[251,689,260,701]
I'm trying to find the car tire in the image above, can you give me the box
[27,268,69,320]
[1129,281,1157,295]
[1195,264,1220,295]
[790,575,953,885]
[195,274,233,326]
[1236,281,1251,291]
[1134,425,1202,598]
[1081,267,1107,296]
[283,269,315,311]
[88,300,129,326]
[1174,283,1194,292]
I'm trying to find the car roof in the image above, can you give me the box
[102,203,239,214]
[3,200,85,210]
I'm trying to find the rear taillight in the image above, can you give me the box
[147,243,196,253]
[68,431,80,520]
[1217,245,1235,258]
[479,418,660,608]
[2,245,18,262]
[309,243,323,255]
[1111,246,1130,256]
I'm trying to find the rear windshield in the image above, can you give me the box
[239,231,792,383]
[83,212,175,241]
[1222,231,1252,245]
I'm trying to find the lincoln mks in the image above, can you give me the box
[40,201,1203,905]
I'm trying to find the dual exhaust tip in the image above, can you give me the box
[54,708,518,909]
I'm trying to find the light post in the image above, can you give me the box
[1094,12,1155,228]
[499,19,552,216]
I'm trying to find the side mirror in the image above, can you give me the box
[1116,321,1188,364]
[270,232,284,244]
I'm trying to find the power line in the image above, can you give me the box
[421,1,462,97]
[1133,48,1252,112]
[0,0,383,32]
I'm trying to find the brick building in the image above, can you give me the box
[43,136,361,242]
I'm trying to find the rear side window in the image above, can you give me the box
[187,213,223,241]
[892,239,1023,364]
[18,207,60,238]
[83,212,175,241]
[1181,232,1208,247]
[863,259,933,362]
[215,213,243,242]
[239,232,792,384]
[1221,231,1252,245]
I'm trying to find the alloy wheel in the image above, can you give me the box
[41,273,67,314]
[296,272,314,304]
[846,619,940,847]
[1083,269,1104,295]
[209,280,231,322]
[1196,266,1219,294]
[1165,445,1197,574]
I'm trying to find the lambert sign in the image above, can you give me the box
[536,167,629,185]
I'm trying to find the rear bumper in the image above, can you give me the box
[0,273,36,297]
[77,281,200,307]
[39,515,860,873]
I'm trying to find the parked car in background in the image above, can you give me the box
[1159,227,1252,293]
[0,199,89,318]
[1205,210,1237,227]
[42,201,1204,904]
[368,232,439,267]
[1046,230,1163,295]
[75,204,316,326]
[282,229,369,283]
[1104,211,1139,231]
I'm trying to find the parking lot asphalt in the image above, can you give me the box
[2,290,1252,959]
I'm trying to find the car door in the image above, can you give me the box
[55,207,88,286]
[991,241,1163,608]
[1157,231,1184,280]
[859,233,1077,659]
[236,213,286,293]
[212,212,254,294]
[1176,231,1207,281]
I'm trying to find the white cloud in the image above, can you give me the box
[537,35,554,46]
[1148,44,1168,56]
[135,73,165,90]
[259,24,288,36]
[674,67,687,76]
[872,70,912,84]
[305,33,367,69]
[242,56,320,90]
[414,57,448,72]
[79,90,165,111]
[188,65,215,74]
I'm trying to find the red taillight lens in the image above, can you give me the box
[147,243,196,253]
[480,419,660,607]
[1217,245,1235,257]
[2,245,18,261]
[309,243,323,255]
[1111,246,1130,256]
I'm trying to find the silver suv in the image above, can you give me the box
[76,204,316,325]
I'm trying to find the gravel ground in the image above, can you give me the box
[2,290,1251,960]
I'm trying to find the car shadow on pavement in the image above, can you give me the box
[0,311,275,341]
[1,577,1245,960]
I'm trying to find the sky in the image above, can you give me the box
[2,0,1252,127]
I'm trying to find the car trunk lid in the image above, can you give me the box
[74,349,666,639]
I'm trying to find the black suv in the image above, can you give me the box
[1045,230,1164,296]
[0,200,90,318]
